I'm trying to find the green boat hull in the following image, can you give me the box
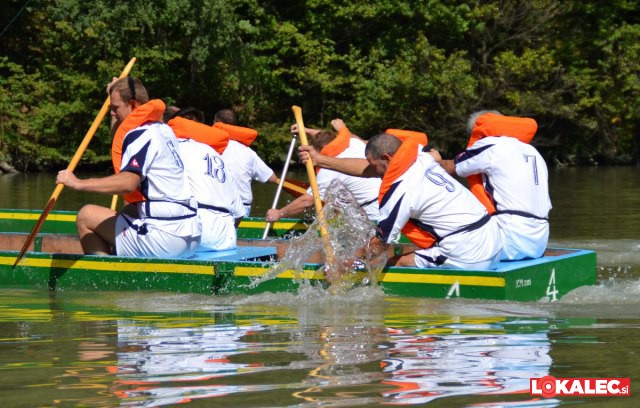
[0,208,598,301]
[0,247,596,301]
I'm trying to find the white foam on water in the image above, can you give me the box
[231,285,386,307]
[559,277,640,305]
[550,238,640,270]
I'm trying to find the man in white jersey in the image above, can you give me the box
[265,120,381,223]
[215,109,277,217]
[179,138,244,250]
[175,128,245,250]
[432,111,551,260]
[56,77,201,258]
[365,133,503,269]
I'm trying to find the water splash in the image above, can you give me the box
[249,179,388,294]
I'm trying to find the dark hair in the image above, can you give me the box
[310,130,336,151]
[172,107,205,123]
[213,109,237,125]
[365,133,402,159]
[163,106,180,123]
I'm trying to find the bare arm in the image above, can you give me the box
[429,149,457,176]
[438,159,456,176]
[265,193,314,222]
[331,118,366,143]
[366,236,389,258]
[298,145,378,177]
[56,170,141,195]
[291,123,322,137]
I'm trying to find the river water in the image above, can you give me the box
[0,167,639,407]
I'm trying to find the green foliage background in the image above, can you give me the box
[1,0,639,172]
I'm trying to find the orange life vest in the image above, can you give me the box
[212,122,258,146]
[112,99,166,203]
[385,129,429,146]
[465,113,538,214]
[168,117,229,154]
[320,127,351,157]
[378,139,436,249]
[315,127,351,175]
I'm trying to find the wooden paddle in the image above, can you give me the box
[12,57,137,268]
[263,133,298,239]
[278,178,309,197]
[291,106,337,278]
[110,194,119,211]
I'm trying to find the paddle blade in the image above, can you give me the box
[12,197,57,268]
[280,178,309,198]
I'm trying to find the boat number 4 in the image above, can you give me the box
[546,268,558,302]
[446,281,460,298]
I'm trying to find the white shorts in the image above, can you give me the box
[242,204,251,218]
[495,214,549,260]
[115,214,200,258]
[197,210,237,251]
[413,217,503,270]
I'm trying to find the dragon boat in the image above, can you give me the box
[0,208,597,301]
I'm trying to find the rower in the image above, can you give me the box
[56,77,201,258]
[214,109,278,217]
[265,119,381,223]
[431,111,551,261]
[169,108,245,251]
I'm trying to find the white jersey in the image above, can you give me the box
[116,122,201,257]
[178,139,245,251]
[378,151,502,269]
[221,140,274,216]
[312,138,381,221]
[455,136,551,260]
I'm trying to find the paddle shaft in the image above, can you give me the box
[292,107,323,213]
[263,133,298,239]
[13,57,137,268]
[291,106,335,267]
[110,194,119,211]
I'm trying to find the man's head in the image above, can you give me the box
[109,77,149,122]
[466,110,502,135]
[364,133,402,177]
[213,109,237,125]
[172,107,205,123]
[310,130,336,152]
[163,105,181,123]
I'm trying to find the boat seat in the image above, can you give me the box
[188,246,277,262]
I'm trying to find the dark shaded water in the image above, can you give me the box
[1,166,639,407]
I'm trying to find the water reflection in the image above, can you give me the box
[113,320,271,406]
[108,311,564,406]
[1,289,601,407]
[3,288,640,406]
[381,320,554,405]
